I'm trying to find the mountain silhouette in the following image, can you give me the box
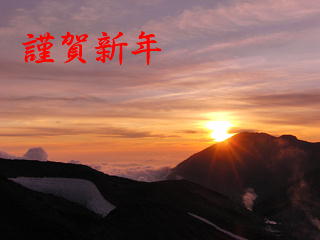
[168,132,320,239]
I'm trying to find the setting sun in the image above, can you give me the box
[205,121,234,142]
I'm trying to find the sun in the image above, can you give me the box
[205,121,234,142]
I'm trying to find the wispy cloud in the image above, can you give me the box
[0,126,176,138]
[0,0,319,163]
[245,92,320,107]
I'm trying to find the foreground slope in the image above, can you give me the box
[0,176,102,240]
[0,158,283,239]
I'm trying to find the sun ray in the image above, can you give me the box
[205,121,234,142]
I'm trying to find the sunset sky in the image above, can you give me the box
[0,0,320,173]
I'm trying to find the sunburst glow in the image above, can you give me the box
[205,121,234,142]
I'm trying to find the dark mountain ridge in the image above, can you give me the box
[168,132,320,239]
[0,158,282,240]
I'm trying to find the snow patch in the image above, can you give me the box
[264,218,281,235]
[10,177,115,216]
[188,213,248,240]
[265,218,277,225]
[310,217,320,231]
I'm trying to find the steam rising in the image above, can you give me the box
[242,188,257,211]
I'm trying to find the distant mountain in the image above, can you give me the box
[168,132,320,239]
[0,158,283,240]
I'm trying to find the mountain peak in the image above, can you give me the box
[229,131,274,141]
[168,132,320,239]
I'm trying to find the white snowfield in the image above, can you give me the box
[10,177,115,217]
[188,213,248,240]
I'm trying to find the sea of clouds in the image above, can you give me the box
[0,148,171,182]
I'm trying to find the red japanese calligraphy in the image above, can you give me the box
[23,31,162,64]
[131,31,161,65]
[61,32,88,63]
[95,32,128,65]
[22,32,55,63]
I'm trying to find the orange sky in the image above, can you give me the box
[0,0,320,170]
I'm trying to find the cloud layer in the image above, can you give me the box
[0,147,48,161]
[0,0,319,164]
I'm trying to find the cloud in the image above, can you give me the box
[142,0,320,43]
[0,151,18,160]
[0,95,106,103]
[230,128,258,134]
[0,126,174,139]
[255,111,320,126]
[23,147,48,161]
[0,147,48,161]
[245,92,320,107]
[242,188,257,211]
[66,158,172,181]
[104,165,171,182]
[68,160,81,164]
[66,159,171,182]
[0,0,320,161]
[106,166,170,182]
[193,31,295,55]
[97,127,175,139]
[177,130,205,134]
[0,0,129,35]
